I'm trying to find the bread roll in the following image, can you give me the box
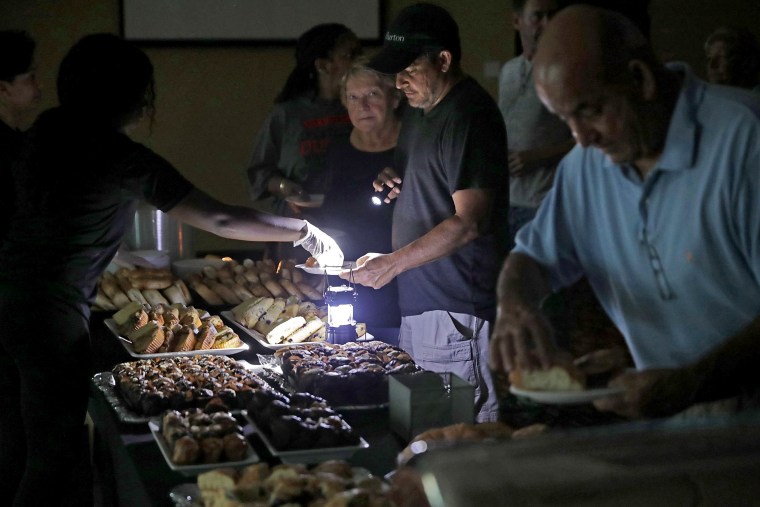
[296,282,323,301]
[279,279,304,299]
[174,279,193,304]
[142,289,169,307]
[207,280,241,305]
[509,362,585,391]
[162,284,187,306]
[192,282,225,306]
[263,279,286,299]
[246,283,272,298]
[94,289,117,311]
[101,278,131,308]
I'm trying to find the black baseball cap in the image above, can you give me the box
[368,3,461,75]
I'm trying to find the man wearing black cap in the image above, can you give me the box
[343,3,508,422]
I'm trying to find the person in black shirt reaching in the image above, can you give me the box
[0,29,42,246]
[0,33,341,507]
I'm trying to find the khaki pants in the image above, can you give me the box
[399,310,499,422]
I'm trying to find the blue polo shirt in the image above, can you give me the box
[514,64,760,369]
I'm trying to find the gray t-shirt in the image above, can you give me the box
[498,55,572,208]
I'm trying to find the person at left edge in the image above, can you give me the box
[0,33,341,507]
[0,29,42,246]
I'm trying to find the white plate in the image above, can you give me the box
[245,414,369,464]
[104,318,250,359]
[295,261,357,275]
[509,385,624,405]
[149,420,259,476]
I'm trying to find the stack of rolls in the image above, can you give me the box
[181,257,324,307]
[94,266,192,311]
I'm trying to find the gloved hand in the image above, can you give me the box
[294,221,345,267]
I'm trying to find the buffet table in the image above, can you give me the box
[87,312,407,507]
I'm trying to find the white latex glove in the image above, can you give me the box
[294,221,344,267]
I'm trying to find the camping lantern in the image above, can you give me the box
[325,283,357,344]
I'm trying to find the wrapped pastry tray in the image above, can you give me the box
[105,318,249,359]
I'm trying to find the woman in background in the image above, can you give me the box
[314,62,404,328]
[0,33,339,506]
[704,25,760,93]
[246,23,362,214]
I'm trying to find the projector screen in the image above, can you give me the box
[121,0,382,44]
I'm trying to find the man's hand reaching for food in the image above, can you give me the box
[340,253,398,289]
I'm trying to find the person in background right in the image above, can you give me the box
[498,0,574,247]
[704,25,760,94]
[314,62,403,329]
[489,5,760,420]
